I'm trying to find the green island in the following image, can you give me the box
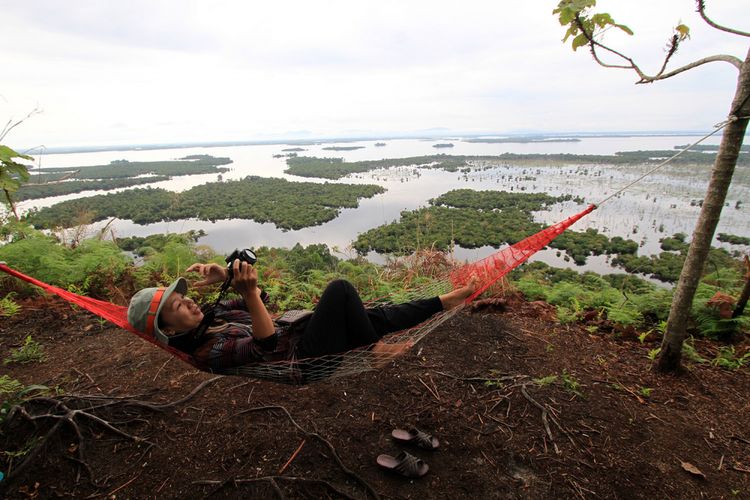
[15,176,170,201]
[352,189,638,266]
[717,233,750,245]
[321,146,365,151]
[675,144,750,152]
[285,151,749,180]
[464,137,582,144]
[610,232,741,282]
[17,155,231,200]
[34,154,231,181]
[24,176,385,230]
[353,192,743,282]
[116,230,207,256]
[285,155,470,179]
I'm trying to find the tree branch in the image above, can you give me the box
[574,14,742,85]
[636,54,744,84]
[575,15,649,80]
[0,108,41,143]
[697,0,750,38]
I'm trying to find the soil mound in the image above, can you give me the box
[1,296,748,499]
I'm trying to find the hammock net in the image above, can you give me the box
[0,204,595,385]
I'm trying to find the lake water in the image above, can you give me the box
[16,136,750,277]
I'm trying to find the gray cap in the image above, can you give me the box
[127,278,188,344]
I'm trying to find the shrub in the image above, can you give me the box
[0,229,131,297]
[630,289,673,322]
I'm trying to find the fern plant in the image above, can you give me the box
[3,336,46,365]
[712,346,750,370]
[0,292,21,317]
[0,375,51,423]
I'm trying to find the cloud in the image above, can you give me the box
[1,0,748,146]
[3,1,220,53]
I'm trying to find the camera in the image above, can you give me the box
[225,248,257,280]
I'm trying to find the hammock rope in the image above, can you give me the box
[595,118,733,206]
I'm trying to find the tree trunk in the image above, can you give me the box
[656,47,750,373]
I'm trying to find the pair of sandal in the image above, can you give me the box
[376,427,439,478]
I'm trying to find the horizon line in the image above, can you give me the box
[24,129,740,155]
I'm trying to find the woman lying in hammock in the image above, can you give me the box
[128,259,477,375]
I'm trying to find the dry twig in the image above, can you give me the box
[227,405,380,500]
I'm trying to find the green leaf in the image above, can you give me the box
[0,177,21,192]
[0,145,33,163]
[0,144,32,197]
[591,13,614,28]
[554,0,596,20]
[17,384,50,397]
[562,25,579,42]
[615,23,634,36]
[572,33,589,51]
[556,6,575,25]
[570,0,596,11]
[5,161,30,180]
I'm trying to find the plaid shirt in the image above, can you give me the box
[192,299,299,370]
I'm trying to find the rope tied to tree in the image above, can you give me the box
[595,117,735,207]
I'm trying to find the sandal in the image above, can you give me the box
[376,451,429,478]
[391,427,440,450]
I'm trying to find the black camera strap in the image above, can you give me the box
[191,276,233,342]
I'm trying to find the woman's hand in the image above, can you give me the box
[185,262,228,286]
[232,259,275,339]
[230,259,258,298]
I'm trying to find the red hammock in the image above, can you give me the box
[0,204,595,381]
[450,204,595,300]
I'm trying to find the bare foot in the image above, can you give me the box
[439,276,480,310]
[370,341,414,368]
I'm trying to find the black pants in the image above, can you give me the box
[295,279,443,359]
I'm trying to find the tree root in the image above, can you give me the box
[0,376,221,493]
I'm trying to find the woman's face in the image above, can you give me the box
[159,292,204,335]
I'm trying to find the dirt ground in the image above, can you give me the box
[1,294,749,499]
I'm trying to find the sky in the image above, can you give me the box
[2,0,749,149]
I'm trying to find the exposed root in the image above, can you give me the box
[0,376,221,493]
